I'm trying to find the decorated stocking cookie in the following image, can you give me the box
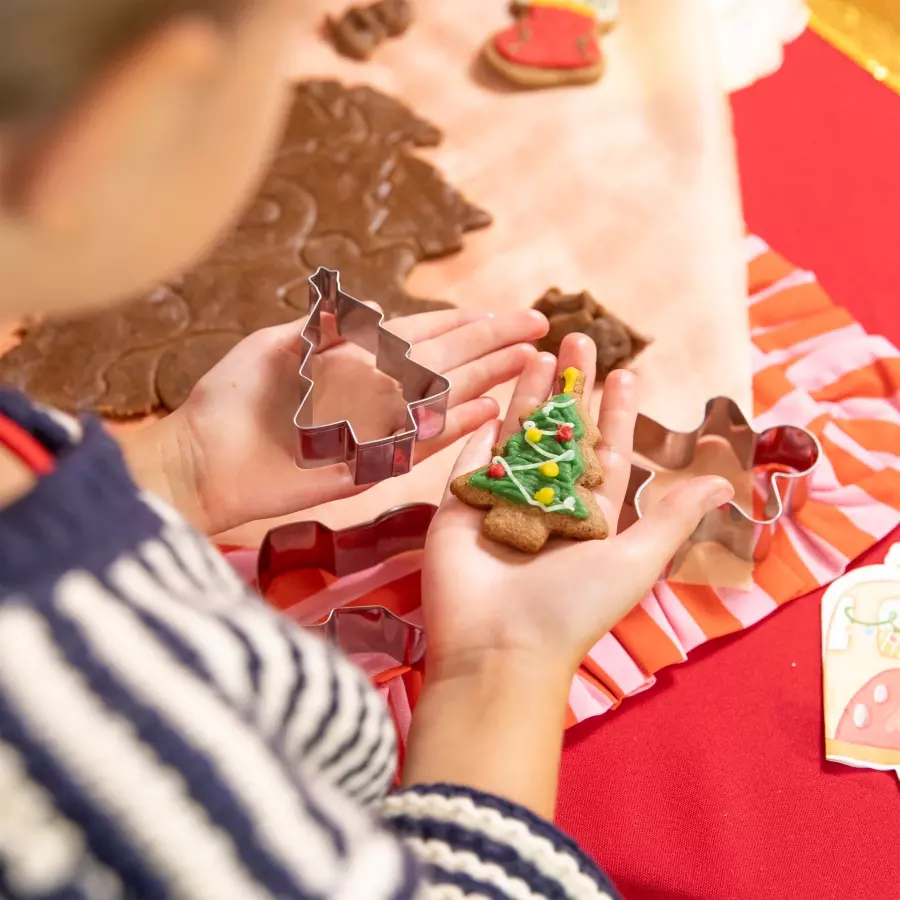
[483,0,618,88]
[451,367,608,552]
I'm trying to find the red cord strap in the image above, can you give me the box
[0,412,55,475]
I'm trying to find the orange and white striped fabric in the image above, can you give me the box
[232,234,900,738]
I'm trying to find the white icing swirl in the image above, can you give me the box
[486,394,585,514]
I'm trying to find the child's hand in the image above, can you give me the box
[421,335,735,685]
[404,335,733,815]
[125,307,546,534]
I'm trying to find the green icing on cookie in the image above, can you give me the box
[468,390,589,518]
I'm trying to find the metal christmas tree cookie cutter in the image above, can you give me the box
[623,397,822,567]
[258,503,434,661]
[295,268,450,485]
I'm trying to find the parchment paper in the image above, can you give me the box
[222,0,751,544]
[1,0,754,547]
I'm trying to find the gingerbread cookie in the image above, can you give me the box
[451,366,608,553]
[328,0,413,61]
[533,288,649,381]
[483,0,618,89]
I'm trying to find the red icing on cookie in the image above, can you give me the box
[492,4,600,71]
[487,463,505,478]
[556,423,575,442]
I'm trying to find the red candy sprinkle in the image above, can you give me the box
[487,463,505,478]
[556,424,574,442]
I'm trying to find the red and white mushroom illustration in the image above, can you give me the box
[835,669,900,753]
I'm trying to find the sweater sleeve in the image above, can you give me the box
[0,546,618,900]
[0,572,619,900]
[0,395,618,900]
[382,784,620,900]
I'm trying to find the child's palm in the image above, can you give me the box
[170,307,545,533]
[422,341,732,681]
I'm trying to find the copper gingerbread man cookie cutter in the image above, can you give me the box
[624,397,822,571]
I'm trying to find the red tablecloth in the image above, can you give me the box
[556,31,900,900]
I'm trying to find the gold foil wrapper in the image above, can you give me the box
[808,0,900,93]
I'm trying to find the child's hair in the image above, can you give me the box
[0,0,245,126]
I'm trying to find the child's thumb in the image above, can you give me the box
[261,298,382,354]
[611,475,735,595]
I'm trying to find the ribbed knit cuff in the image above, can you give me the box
[380,783,619,900]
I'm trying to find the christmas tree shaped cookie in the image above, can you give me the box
[451,367,609,552]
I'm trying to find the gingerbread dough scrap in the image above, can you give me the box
[451,366,609,552]
[533,288,650,381]
[0,81,490,416]
[328,0,413,61]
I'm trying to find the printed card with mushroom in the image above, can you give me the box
[822,545,900,776]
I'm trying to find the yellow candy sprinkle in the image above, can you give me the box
[525,427,543,443]
[534,487,555,506]
[540,461,560,478]
[562,366,581,394]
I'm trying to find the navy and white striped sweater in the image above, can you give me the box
[0,390,619,900]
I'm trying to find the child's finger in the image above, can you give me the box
[447,344,537,407]
[258,312,342,356]
[411,310,547,375]
[498,352,558,440]
[594,369,638,523]
[317,302,384,352]
[606,476,735,602]
[415,398,500,466]
[256,316,309,348]
[555,332,597,398]
[264,301,390,356]
[386,308,492,344]
[441,418,502,502]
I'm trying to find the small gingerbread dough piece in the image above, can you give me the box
[533,288,650,381]
[328,0,413,61]
[451,367,609,553]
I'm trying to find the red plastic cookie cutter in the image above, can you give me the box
[257,503,435,664]
[294,268,450,486]
[624,397,822,568]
